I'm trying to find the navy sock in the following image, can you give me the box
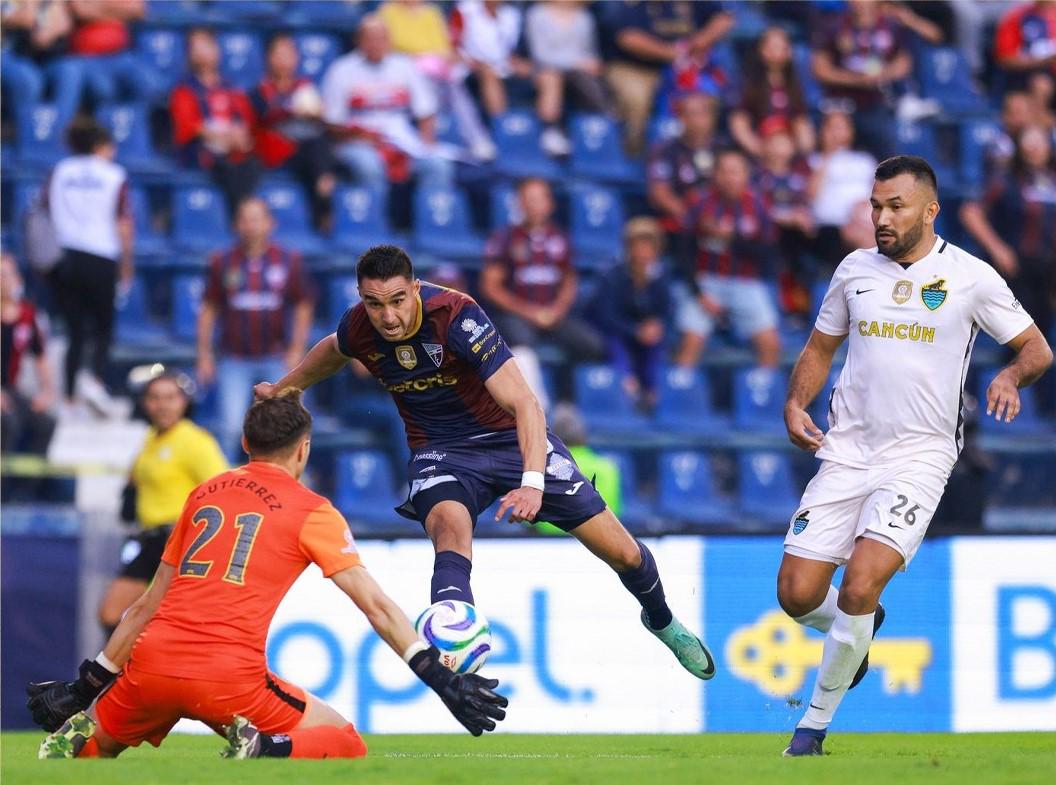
[430,551,474,604]
[258,733,292,758]
[618,540,673,630]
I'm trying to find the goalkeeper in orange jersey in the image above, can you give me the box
[27,390,507,759]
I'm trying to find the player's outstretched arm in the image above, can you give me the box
[484,360,547,523]
[26,563,175,731]
[785,329,845,452]
[255,333,350,401]
[986,324,1054,423]
[330,566,509,736]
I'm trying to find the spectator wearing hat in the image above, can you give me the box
[590,217,671,410]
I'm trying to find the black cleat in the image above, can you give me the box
[849,603,885,690]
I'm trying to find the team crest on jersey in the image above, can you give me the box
[396,345,417,369]
[921,279,948,311]
[791,510,810,536]
[423,343,444,367]
[892,279,913,305]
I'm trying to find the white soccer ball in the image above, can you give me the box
[414,600,492,674]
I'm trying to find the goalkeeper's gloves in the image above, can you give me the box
[408,645,508,736]
[26,658,118,732]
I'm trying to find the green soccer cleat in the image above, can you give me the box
[38,711,96,759]
[220,715,262,759]
[641,611,717,680]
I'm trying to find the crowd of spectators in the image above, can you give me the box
[2,0,1055,450]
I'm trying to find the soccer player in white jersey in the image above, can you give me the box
[777,156,1053,756]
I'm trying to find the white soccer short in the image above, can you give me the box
[783,460,951,569]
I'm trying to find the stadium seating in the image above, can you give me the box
[412,185,484,259]
[655,367,729,436]
[15,104,65,168]
[294,32,342,83]
[958,119,1001,193]
[333,450,407,527]
[657,450,734,527]
[135,28,186,89]
[733,367,788,435]
[490,182,522,231]
[327,274,360,324]
[115,275,168,345]
[217,30,265,91]
[128,187,169,259]
[491,110,562,180]
[172,185,233,252]
[976,369,1048,435]
[574,364,649,433]
[894,120,957,191]
[569,184,624,267]
[737,451,799,526]
[915,46,988,117]
[257,180,326,255]
[170,274,206,342]
[99,103,172,175]
[569,114,641,185]
[332,185,394,253]
[597,450,656,530]
[284,0,364,30]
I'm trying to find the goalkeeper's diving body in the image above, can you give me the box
[28,391,508,759]
[254,244,716,682]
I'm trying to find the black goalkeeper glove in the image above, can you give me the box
[409,646,508,736]
[26,659,117,732]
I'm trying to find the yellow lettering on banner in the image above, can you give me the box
[726,610,932,696]
[895,323,909,340]
[882,322,894,339]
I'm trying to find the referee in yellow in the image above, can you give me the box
[97,372,227,635]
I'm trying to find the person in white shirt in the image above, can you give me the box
[321,14,453,197]
[47,117,133,412]
[778,155,1052,757]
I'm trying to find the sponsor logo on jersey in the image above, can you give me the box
[461,318,490,342]
[858,320,936,343]
[341,528,357,555]
[546,452,575,481]
[413,451,447,462]
[472,329,497,354]
[385,373,459,394]
[921,278,948,311]
[396,345,417,369]
[892,279,913,305]
[423,342,444,367]
[792,510,810,535]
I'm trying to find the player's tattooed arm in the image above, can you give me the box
[785,329,845,451]
[255,333,350,401]
[986,324,1054,423]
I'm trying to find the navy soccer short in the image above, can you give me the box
[396,430,607,531]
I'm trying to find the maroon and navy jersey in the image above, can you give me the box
[755,159,812,225]
[204,243,316,357]
[483,223,572,306]
[813,13,907,107]
[692,186,775,279]
[1,301,46,389]
[336,283,516,448]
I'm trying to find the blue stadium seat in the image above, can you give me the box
[569,114,641,184]
[332,185,393,252]
[333,450,405,526]
[257,181,326,255]
[327,274,360,324]
[170,274,206,342]
[491,110,561,179]
[916,46,987,116]
[655,366,729,435]
[98,103,172,175]
[412,185,484,259]
[738,451,799,525]
[294,32,342,83]
[172,185,232,252]
[143,0,202,25]
[895,121,956,189]
[115,275,168,345]
[285,0,364,29]
[812,365,844,427]
[16,104,64,168]
[218,31,265,91]
[646,115,681,147]
[657,450,734,526]
[573,364,649,432]
[733,367,788,434]
[597,450,654,530]
[569,184,624,266]
[135,28,185,88]
[128,187,168,258]
[209,0,281,21]
[958,119,1001,193]
[489,183,521,231]
[793,44,823,110]
[977,369,1049,435]
[434,111,462,147]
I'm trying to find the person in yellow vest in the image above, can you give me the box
[97,372,227,635]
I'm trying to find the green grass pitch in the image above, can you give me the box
[3,732,1055,785]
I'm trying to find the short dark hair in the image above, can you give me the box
[875,155,938,195]
[187,26,217,46]
[242,389,312,455]
[66,116,112,155]
[356,244,414,283]
[266,31,295,54]
[517,176,550,194]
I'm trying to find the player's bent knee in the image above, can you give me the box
[837,578,882,615]
[776,572,827,618]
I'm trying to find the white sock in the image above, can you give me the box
[794,585,839,633]
[798,608,874,731]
